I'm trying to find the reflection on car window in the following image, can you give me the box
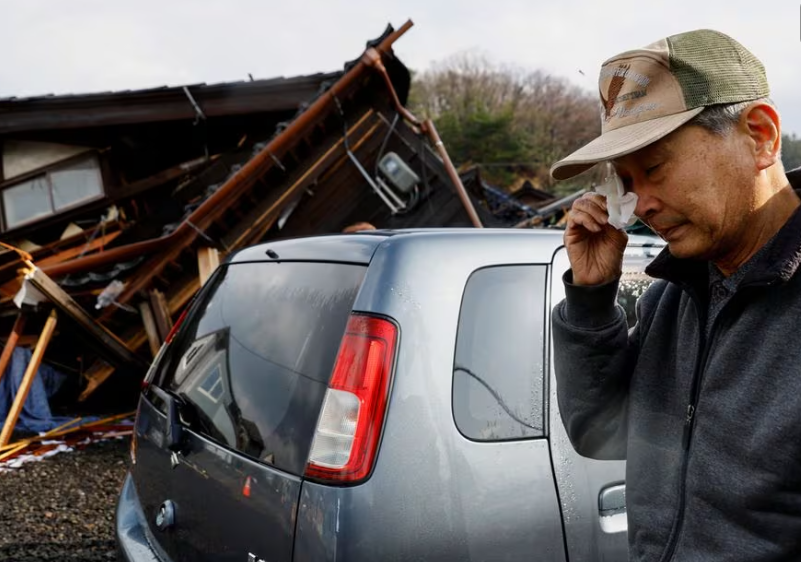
[163,261,366,475]
[618,255,657,328]
[453,265,547,441]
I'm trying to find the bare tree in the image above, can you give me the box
[409,52,601,193]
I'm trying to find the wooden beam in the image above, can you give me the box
[113,155,218,200]
[169,278,200,313]
[0,309,58,447]
[35,230,122,268]
[243,210,282,248]
[106,110,379,316]
[24,267,146,369]
[139,302,160,358]
[222,110,380,250]
[149,289,172,342]
[0,221,122,282]
[0,314,26,385]
[197,247,220,286]
[78,276,199,402]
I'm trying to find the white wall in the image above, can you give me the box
[3,140,88,180]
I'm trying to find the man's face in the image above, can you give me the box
[613,123,754,261]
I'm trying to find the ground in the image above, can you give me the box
[0,438,129,561]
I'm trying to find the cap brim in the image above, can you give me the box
[550,107,705,181]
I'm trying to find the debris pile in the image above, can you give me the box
[0,412,133,471]
[0,21,500,434]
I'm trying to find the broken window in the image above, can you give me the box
[2,155,104,229]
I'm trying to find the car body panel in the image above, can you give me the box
[130,397,301,562]
[546,242,663,561]
[294,230,569,561]
[117,227,665,562]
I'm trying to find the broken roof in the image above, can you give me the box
[0,73,343,134]
[0,20,498,410]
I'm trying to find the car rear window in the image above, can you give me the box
[161,260,366,475]
[453,265,547,441]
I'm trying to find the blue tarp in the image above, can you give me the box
[0,347,71,433]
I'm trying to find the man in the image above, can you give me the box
[550,29,801,561]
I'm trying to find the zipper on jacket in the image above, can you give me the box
[658,294,711,562]
[658,281,767,562]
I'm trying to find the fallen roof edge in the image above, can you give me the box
[41,20,415,280]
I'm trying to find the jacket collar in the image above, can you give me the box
[645,169,801,292]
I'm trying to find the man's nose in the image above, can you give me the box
[633,185,661,219]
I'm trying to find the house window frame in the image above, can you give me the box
[0,151,106,231]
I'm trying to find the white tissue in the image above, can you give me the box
[595,174,638,230]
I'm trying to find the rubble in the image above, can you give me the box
[0,20,501,432]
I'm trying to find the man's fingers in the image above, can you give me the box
[569,209,604,233]
[572,195,609,226]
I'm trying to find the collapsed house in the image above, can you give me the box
[460,167,586,228]
[0,21,503,441]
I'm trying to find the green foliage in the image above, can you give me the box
[436,107,531,185]
[409,52,601,192]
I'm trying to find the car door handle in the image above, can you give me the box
[599,483,627,534]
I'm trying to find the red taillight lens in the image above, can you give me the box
[305,314,397,483]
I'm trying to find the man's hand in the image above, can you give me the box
[565,193,629,286]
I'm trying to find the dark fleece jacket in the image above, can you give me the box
[552,173,801,561]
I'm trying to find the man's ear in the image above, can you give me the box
[741,102,781,171]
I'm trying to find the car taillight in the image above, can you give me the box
[305,314,397,483]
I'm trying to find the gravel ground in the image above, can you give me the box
[0,438,130,562]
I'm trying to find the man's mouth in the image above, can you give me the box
[657,223,687,241]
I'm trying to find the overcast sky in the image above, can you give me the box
[1,1,798,135]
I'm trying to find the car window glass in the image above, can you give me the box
[453,265,547,441]
[618,253,658,328]
[160,261,366,475]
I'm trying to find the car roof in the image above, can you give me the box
[228,228,663,265]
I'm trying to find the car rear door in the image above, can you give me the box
[548,243,661,561]
[132,259,366,562]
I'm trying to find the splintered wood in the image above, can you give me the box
[0,412,135,469]
[0,309,58,448]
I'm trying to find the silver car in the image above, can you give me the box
[116,228,662,561]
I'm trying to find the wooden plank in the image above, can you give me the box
[78,276,200,402]
[114,155,218,200]
[0,314,26,386]
[35,230,122,268]
[0,221,122,282]
[78,362,116,403]
[243,210,282,248]
[169,278,200,313]
[0,412,134,453]
[0,417,83,454]
[149,290,172,342]
[139,302,161,358]
[222,110,380,250]
[197,247,220,286]
[25,267,145,369]
[0,442,27,462]
[0,309,58,447]
[107,110,379,316]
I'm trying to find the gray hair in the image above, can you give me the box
[689,98,775,136]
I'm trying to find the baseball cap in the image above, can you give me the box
[550,29,770,181]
